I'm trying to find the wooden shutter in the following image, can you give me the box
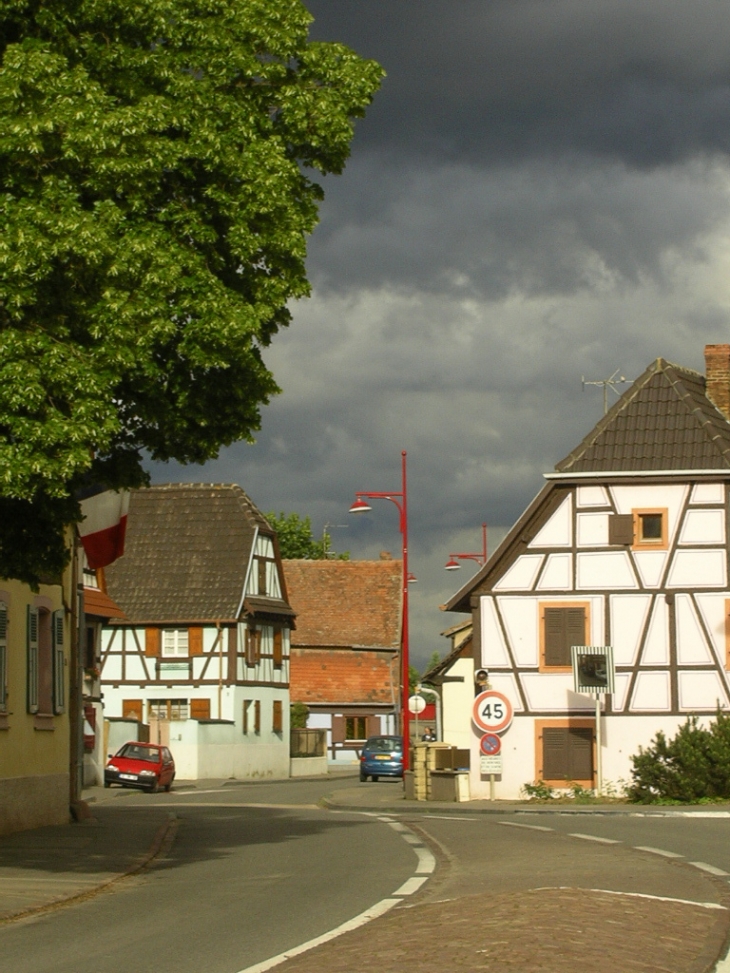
[27,606,39,714]
[366,715,380,738]
[245,627,256,667]
[542,727,569,780]
[145,628,160,657]
[608,514,634,545]
[272,699,283,733]
[331,715,346,744]
[273,629,283,668]
[52,608,65,715]
[544,607,585,667]
[568,727,594,781]
[191,698,211,720]
[227,626,238,682]
[189,627,203,656]
[254,699,261,734]
[242,699,250,734]
[258,558,267,596]
[0,602,6,712]
[566,608,586,652]
[122,699,143,721]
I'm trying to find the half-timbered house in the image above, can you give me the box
[446,345,730,800]
[284,556,401,763]
[100,484,295,780]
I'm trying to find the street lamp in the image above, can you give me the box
[349,450,412,770]
[444,523,488,571]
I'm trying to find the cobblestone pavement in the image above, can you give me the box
[274,887,729,973]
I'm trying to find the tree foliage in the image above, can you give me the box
[0,0,383,584]
[266,510,348,560]
[628,713,730,803]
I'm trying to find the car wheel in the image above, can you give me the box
[360,772,368,782]
[372,775,379,782]
[164,775,175,793]
[148,780,159,794]
[104,780,110,788]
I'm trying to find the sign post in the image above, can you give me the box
[408,693,426,742]
[571,646,615,797]
[472,692,513,801]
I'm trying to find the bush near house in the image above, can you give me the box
[290,703,309,729]
[628,713,730,803]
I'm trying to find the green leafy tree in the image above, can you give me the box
[266,511,349,560]
[628,712,730,803]
[0,0,382,584]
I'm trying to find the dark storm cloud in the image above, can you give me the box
[307,0,730,167]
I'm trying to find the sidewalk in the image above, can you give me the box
[0,802,175,923]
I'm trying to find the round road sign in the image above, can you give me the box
[472,690,513,734]
[408,694,427,715]
[480,733,502,756]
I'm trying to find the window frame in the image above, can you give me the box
[345,716,368,742]
[272,699,283,734]
[538,601,590,672]
[161,628,189,658]
[632,508,668,550]
[534,718,595,788]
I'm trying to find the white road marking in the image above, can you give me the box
[533,887,726,911]
[569,833,620,844]
[634,846,683,859]
[423,815,480,821]
[392,876,428,896]
[499,822,554,832]
[690,861,730,877]
[677,812,730,819]
[233,811,437,973]
[235,898,402,973]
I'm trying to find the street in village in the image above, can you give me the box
[2,775,730,973]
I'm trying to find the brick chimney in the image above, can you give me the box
[705,344,730,420]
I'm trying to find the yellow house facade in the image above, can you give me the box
[0,571,73,835]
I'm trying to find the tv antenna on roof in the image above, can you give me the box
[322,522,348,557]
[582,369,632,415]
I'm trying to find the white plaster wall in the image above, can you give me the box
[678,670,730,710]
[633,551,666,588]
[520,674,594,711]
[498,597,539,666]
[641,599,669,665]
[467,714,706,800]
[494,555,544,591]
[536,554,572,590]
[577,513,609,547]
[577,552,636,589]
[442,657,474,750]
[675,594,714,665]
[667,550,727,588]
[481,598,510,666]
[695,593,729,668]
[484,673,525,712]
[691,483,725,504]
[610,594,652,666]
[577,486,609,507]
[679,510,725,545]
[530,495,572,547]
[631,671,671,711]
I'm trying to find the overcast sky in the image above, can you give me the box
[155,1,730,669]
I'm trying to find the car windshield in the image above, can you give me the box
[118,744,160,763]
[365,737,402,753]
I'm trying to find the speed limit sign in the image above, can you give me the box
[472,690,513,734]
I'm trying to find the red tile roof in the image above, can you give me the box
[83,587,126,619]
[283,559,402,648]
[290,648,397,706]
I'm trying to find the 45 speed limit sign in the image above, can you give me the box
[472,690,513,734]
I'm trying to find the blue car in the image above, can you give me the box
[359,735,404,782]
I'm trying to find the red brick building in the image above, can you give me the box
[284,556,402,762]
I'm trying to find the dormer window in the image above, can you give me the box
[247,534,281,598]
[633,508,668,549]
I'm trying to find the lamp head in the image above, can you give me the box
[407,572,418,584]
[444,558,461,571]
[349,497,372,514]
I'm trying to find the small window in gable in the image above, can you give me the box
[632,508,668,549]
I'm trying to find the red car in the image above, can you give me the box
[104,742,175,793]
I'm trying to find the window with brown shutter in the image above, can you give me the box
[331,715,345,744]
[145,628,160,657]
[254,699,261,734]
[539,602,589,670]
[272,699,283,733]
[245,627,261,667]
[191,698,210,721]
[189,627,203,656]
[273,629,283,669]
[608,514,634,545]
[258,557,267,596]
[242,699,251,734]
[632,508,668,549]
[539,723,594,784]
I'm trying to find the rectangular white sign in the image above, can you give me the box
[480,755,503,775]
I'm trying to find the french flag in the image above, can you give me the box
[77,487,130,569]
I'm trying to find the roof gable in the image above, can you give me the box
[105,484,281,622]
[557,359,730,473]
[283,559,402,648]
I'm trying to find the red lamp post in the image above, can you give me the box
[444,523,488,571]
[350,450,413,770]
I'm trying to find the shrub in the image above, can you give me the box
[522,780,555,800]
[628,713,730,803]
[290,703,309,730]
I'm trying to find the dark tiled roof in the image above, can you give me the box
[283,559,402,648]
[556,359,730,472]
[105,484,276,622]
